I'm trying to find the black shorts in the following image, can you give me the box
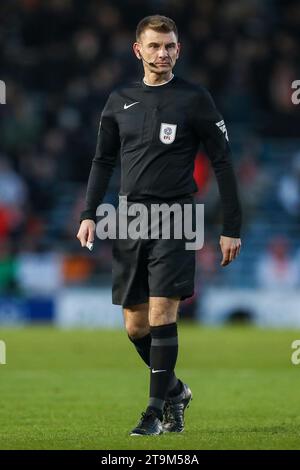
[112,196,196,307]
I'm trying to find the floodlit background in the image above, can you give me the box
[1,0,300,451]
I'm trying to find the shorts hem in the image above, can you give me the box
[112,291,194,307]
[149,290,194,301]
[113,296,149,308]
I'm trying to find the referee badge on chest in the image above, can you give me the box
[159,123,177,144]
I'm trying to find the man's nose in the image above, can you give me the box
[158,47,169,58]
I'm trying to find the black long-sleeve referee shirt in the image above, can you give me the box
[80,75,242,238]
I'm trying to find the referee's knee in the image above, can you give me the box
[126,324,150,339]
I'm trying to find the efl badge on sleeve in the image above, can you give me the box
[159,123,177,144]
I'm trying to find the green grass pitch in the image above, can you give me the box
[1,324,300,450]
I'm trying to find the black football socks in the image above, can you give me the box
[128,332,152,367]
[146,322,179,419]
[128,331,180,396]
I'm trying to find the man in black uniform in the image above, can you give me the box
[77,15,242,436]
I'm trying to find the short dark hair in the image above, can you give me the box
[136,15,178,41]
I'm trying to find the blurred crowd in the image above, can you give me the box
[0,0,300,296]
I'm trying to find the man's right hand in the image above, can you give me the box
[76,219,95,249]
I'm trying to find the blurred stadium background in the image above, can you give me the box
[1,0,300,451]
[1,0,300,327]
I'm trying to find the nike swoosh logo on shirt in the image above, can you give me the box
[151,369,167,374]
[124,101,139,110]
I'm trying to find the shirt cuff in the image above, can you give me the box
[79,210,97,224]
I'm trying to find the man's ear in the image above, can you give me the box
[133,42,142,60]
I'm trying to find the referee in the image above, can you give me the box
[77,15,242,436]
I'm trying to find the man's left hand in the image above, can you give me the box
[219,235,241,267]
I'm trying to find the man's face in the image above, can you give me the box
[134,29,180,74]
